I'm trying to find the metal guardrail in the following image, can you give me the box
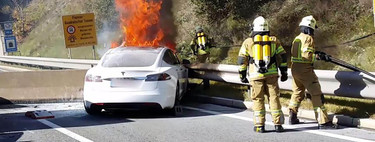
[188,63,375,99]
[0,56,98,69]
[1,56,374,99]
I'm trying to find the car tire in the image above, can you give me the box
[84,102,102,115]
[167,83,182,116]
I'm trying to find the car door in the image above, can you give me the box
[163,49,182,97]
[173,53,188,94]
[162,49,184,98]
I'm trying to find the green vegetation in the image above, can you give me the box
[175,0,375,71]
[191,81,375,119]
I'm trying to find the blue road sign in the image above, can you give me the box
[5,36,17,52]
[4,30,13,35]
[3,22,13,36]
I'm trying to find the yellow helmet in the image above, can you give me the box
[299,15,317,30]
[252,16,269,32]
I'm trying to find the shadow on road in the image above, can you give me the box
[0,132,23,142]
[0,97,28,109]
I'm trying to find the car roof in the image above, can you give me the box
[107,46,166,54]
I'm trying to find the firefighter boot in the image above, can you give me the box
[253,126,265,133]
[274,125,284,133]
[289,109,300,125]
[318,121,339,129]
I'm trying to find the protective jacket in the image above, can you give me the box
[291,33,316,64]
[190,32,211,55]
[238,36,287,80]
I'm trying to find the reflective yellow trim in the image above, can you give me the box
[305,47,315,53]
[291,57,313,64]
[314,106,326,112]
[254,110,266,116]
[294,39,302,59]
[239,65,247,71]
[197,49,208,55]
[271,43,276,56]
[289,102,300,108]
[276,46,285,54]
[271,109,283,114]
[280,62,287,67]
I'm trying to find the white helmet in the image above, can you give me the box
[252,16,269,32]
[299,15,317,30]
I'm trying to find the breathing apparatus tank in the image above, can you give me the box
[197,32,207,50]
[253,35,271,73]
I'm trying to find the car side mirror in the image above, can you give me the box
[182,59,191,64]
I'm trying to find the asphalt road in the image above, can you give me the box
[1,102,375,142]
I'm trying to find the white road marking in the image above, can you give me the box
[184,106,375,142]
[38,119,93,142]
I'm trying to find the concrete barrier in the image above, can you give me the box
[0,70,86,104]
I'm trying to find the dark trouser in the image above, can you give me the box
[197,54,210,89]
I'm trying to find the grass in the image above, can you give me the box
[190,80,375,119]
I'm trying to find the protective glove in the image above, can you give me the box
[249,57,254,64]
[241,77,249,83]
[239,70,249,83]
[281,72,288,82]
[279,66,288,82]
[315,51,331,62]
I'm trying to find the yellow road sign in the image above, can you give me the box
[62,13,97,48]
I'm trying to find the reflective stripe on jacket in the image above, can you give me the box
[238,36,287,80]
[291,33,316,64]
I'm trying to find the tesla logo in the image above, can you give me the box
[121,72,125,76]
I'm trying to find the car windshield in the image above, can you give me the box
[101,47,161,67]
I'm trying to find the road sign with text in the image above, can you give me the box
[4,22,13,35]
[62,13,97,48]
[4,36,17,52]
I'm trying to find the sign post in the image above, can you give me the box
[92,45,96,60]
[62,13,97,59]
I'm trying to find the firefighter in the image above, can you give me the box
[190,26,212,89]
[238,16,288,133]
[289,15,337,129]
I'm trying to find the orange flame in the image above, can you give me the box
[115,0,175,50]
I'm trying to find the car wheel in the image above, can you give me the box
[167,83,182,116]
[84,102,102,115]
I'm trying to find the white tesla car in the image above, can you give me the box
[83,47,189,115]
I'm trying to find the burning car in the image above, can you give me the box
[83,46,189,115]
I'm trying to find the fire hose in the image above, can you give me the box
[325,55,375,78]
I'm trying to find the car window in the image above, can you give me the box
[163,49,179,65]
[102,48,159,67]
